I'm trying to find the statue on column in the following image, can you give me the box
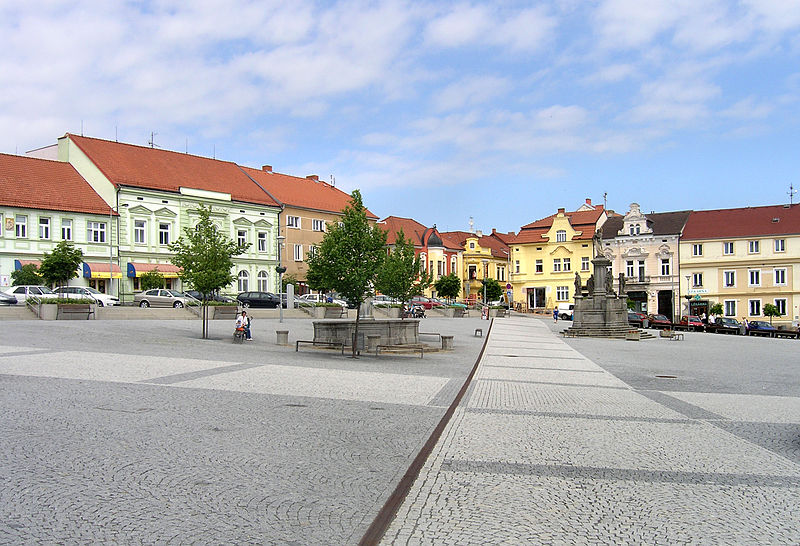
[618,272,626,297]
[574,271,582,297]
[605,271,614,295]
[593,228,604,258]
[586,274,594,294]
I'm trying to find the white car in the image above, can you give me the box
[54,286,120,307]
[297,293,347,307]
[2,285,58,303]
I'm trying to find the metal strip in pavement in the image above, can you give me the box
[482,365,605,373]
[466,407,699,424]
[439,459,800,488]
[0,349,59,358]
[475,377,630,390]
[142,362,265,385]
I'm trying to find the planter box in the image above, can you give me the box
[39,303,58,320]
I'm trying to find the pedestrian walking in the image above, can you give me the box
[553,308,558,323]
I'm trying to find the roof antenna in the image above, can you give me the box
[469,216,475,233]
[185,138,188,154]
[330,175,335,186]
[603,192,607,210]
[115,124,118,142]
[148,132,160,148]
[213,144,215,159]
[81,120,84,137]
[790,183,797,206]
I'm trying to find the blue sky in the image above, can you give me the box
[2,1,799,233]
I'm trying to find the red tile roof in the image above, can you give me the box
[513,208,605,244]
[440,230,510,258]
[379,216,461,250]
[0,153,113,215]
[240,166,377,218]
[682,204,800,239]
[67,134,280,208]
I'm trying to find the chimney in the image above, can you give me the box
[476,230,483,237]
[261,165,272,173]
[558,207,565,214]
[585,198,592,205]
[306,175,319,182]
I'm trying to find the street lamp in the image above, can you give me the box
[481,258,489,304]
[684,274,691,318]
[276,234,286,323]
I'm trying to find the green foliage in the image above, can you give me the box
[626,298,636,310]
[483,278,503,301]
[306,190,386,356]
[38,241,84,289]
[709,303,724,316]
[281,273,299,291]
[11,264,43,286]
[763,303,782,324]
[375,229,431,307]
[140,269,165,291]
[434,272,461,301]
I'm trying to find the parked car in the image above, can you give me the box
[373,295,399,307]
[627,311,647,327]
[134,289,189,308]
[54,286,120,307]
[746,320,776,336]
[184,290,234,303]
[297,293,347,307]
[647,314,672,329]
[0,291,18,305]
[279,293,300,309]
[706,317,742,335]
[237,291,280,308]
[557,302,574,320]
[2,285,58,303]
[411,296,444,309]
[680,315,704,331]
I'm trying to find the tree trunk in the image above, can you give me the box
[202,301,209,339]
[352,303,361,358]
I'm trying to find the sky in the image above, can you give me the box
[2,1,800,234]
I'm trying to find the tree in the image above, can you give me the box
[11,263,43,286]
[483,278,503,302]
[169,204,249,339]
[763,303,782,325]
[140,269,166,291]
[709,303,724,317]
[38,241,84,292]
[281,273,299,292]
[306,190,387,357]
[434,272,461,301]
[375,229,431,315]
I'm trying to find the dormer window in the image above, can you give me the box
[556,230,566,242]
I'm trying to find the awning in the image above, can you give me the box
[127,262,182,278]
[14,259,41,270]
[82,262,123,279]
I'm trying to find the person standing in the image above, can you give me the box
[553,308,558,323]
[235,310,252,341]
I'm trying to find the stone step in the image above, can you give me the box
[0,306,37,320]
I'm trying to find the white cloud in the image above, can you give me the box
[432,76,511,112]
[720,97,774,119]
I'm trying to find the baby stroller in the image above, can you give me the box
[403,303,425,318]
[233,326,246,343]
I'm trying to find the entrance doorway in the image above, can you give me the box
[527,287,546,309]
[657,290,674,320]
[627,290,647,313]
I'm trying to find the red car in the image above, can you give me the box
[647,314,673,329]
[680,315,704,331]
[411,296,444,309]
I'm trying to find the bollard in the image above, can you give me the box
[276,330,289,345]
[367,334,381,353]
[441,335,454,350]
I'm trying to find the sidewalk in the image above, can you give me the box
[381,317,800,544]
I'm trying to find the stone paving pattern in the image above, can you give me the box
[383,318,800,544]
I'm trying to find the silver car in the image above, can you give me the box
[134,289,188,308]
[2,285,58,303]
[54,286,120,307]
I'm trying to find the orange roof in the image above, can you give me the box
[440,230,510,258]
[241,165,377,218]
[513,207,605,244]
[0,153,113,215]
[379,216,461,250]
[682,204,800,240]
[67,135,280,208]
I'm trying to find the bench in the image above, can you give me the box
[419,332,442,341]
[474,328,483,337]
[376,344,424,358]
[56,303,95,320]
[213,306,240,320]
[295,340,346,355]
[773,330,799,339]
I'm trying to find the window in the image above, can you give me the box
[774,298,787,316]
[626,260,634,278]
[660,259,670,276]
[61,219,72,241]
[692,244,703,256]
[774,268,787,286]
[257,270,269,292]
[237,229,247,247]
[553,258,561,272]
[308,245,317,258]
[629,225,635,235]
[15,215,27,238]
[257,232,267,252]
[497,266,505,282]
[469,242,475,249]
[535,260,542,273]
[723,241,734,255]
[556,286,569,301]
[420,253,427,271]
[312,219,325,232]
[749,299,761,316]
[581,257,590,271]
[158,223,170,245]
[293,244,303,261]
[468,265,477,279]
[637,260,645,281]
[451,256,457,275]
[237,270,249,292]
[563,258,571,272]
[692,273,703,287]
[437,260,443,277]
[748,240,759,253]
[723,270,736,288]
[287,216,301,229]
[556,230,566,242]
[748,269,760,286]
[134,220,146,244]
[515,260,520,274]
[87,221,106,243]
[724,300,736,317]
[39,217,50,239]
[775,239,785,253]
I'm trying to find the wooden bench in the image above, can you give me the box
[295,340,346,355]
[213,306,240,320]
[56,303,95,320]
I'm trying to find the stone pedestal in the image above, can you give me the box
[276,330,289,345]
[313,318,420,348]
[565,256,632,339]
[367,334,381,352]
[441,335,454,350]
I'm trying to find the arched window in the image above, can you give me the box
[629,225,635,235]
[257,270,269,292]
[238,270,249,292]
[635,224,641,235]
[420,253,427,271]
[450,256,457,274]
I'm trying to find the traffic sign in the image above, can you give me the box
[506,283,512,289]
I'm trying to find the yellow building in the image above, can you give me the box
[440,229,511,303]
[510,205,608,312]
[680,204,800,326]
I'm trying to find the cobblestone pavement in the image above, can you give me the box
[382,317,800,544]
[0,317,485,544]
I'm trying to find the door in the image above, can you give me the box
[657,290,674,321]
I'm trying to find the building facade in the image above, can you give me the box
[680,204,800,326]
[601,204,690,320]
[440,229,511,303]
